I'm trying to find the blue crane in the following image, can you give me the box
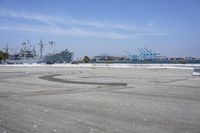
[144,47,153,59]
[137,48,147,60]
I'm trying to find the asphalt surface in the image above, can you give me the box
[0,66,200,133]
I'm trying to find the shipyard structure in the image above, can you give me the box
[1,43,200,64]
[90,47,200,64]
[2,40,73,64]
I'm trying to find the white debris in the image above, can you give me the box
[44,109,48,113]
[1,63,199,70]
[53,129,57,132]
[33,125,37,128]
[0,120,1,122]
[3,131,7,133]
[89,128,96,133]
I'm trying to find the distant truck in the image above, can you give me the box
[192,68,200,76]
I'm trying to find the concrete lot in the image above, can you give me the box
[0,66,200,133]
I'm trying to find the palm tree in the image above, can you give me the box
[0,51,9,63]
[83,56,89,63]
[0,51,2,63]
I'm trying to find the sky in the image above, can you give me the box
[0,0,200,58]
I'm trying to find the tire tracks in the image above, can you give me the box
[39,74,127,86]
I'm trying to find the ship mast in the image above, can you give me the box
[48,41,55,54]
[32,45,36,57]
[22,42,27,59]
[39,40,44,58]
[5,44,9,53]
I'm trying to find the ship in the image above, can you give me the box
[42,49,73,64]
[6,40,73,64]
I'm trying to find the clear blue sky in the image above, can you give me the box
[0,0,200,58]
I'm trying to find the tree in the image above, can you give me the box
[0,51,9,63]
[83,56,89,63]
[0,51,2,63]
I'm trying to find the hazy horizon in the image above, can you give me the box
[0,0,200,58]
